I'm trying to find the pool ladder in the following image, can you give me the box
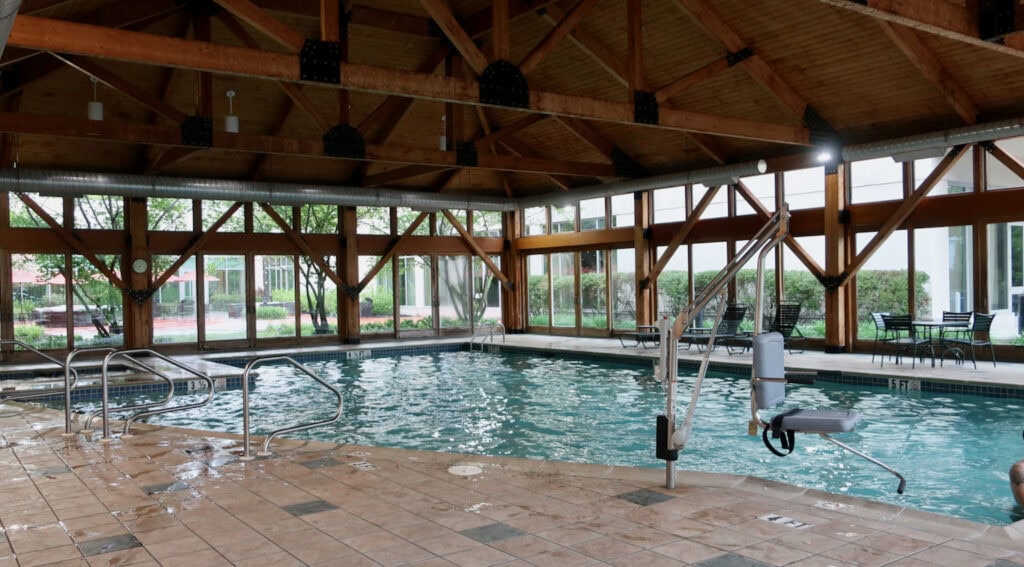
[0,341,82,429]
[470,322,505,351]
[84,349,215,442]
[239,356,343,460]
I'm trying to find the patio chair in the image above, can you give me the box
[870,312,892,363]
[880,314,928,368]
[618,325,660,349]
[679,304,746,352]
[940,310,973,343]
[943,312,996,369]
[751,332,905,494]
[725,302,804,354]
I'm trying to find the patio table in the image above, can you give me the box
[912,320,969,367]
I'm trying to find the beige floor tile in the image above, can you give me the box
[786,557,859,567]
[823,542,904,567]
[443,544,519,567]
[232,551,308,566]
[650,538,723,564]
[571,535,643,560]
[536,525,605,546]
[362,540,436,566]
[859,531,934,555]
[490,534,561,558]
[6,522,74,554]
[83,545,154,567]
[13,544,83,567]
[415,532,482,556]
[390,520,458,542]
[155,548,233,567]
[521,546,599,567]
[606,550,686,566]
[773,528,849,553]
[735,539,813,565]
[909,544,994,567]
[143,535,212,560]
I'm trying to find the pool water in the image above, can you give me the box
[69,351,1024,525]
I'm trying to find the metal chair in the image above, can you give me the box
[680,304,746,352]
[944,312,996,369]
[940,310,973,342]
[880,314,928,368]
[870,312,892,363]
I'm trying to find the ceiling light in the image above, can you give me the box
[87,77,103,121]
[224,90,239,133]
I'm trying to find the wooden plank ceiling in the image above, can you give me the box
[2,0,1024,198]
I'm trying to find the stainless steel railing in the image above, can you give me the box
[0,340,79,411]
[62,347,117,436]
[86,349,215,441]
[469,322,505,351]
[239,356,343,460]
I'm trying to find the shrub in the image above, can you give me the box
[271,288,294,302]
[369,287,393,316]
[14,324,43,342]
[209,294,243,311]
[255,306,287,319]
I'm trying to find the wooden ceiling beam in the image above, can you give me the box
[984,142,1024,181]
[519,0,600,76]
[418,0,490,75]
[553,115,647,175]
[499,136,593,190]
[146,147,202,175]
[51,55,189,123]
[462,0,559,38]
[0,110,621,177]
[734,180,824,277]
[347,5,434,36]
[815,0,1024,60]
[841,144,970,286]
[356,45,449,137]
[627,0,643,94]
[543,3,628,88]
[672,0,811,120]
[686,133,729,165]
[879,21,977,125]
[655,55,731,103]
[476,107,515,198]
[8,16,811,145]
[248,98,295,179]
[474,113,547,148]
[492,0,510,62]
[212,0,307,52]
[362,164,451,187]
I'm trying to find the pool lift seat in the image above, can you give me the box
[751,332,906,494]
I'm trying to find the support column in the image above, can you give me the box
[125,198,153,347]
[502,210,524,331]
[339,206,360,343]
[973,144,989,313]
[823,163,848,352]
[634,191,653,324]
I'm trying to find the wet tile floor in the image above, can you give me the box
[3,402,1024,566]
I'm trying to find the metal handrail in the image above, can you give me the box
[88,349,215,441]
[469,322,505,351]
[0,340,79,406]
[240,356,343,459]
[63,347,117,436]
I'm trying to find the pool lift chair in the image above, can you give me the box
[654,203,906,494]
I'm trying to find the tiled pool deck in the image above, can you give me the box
[2,335,1024,566]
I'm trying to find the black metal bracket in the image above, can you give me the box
[838,209,850,224]
[342,283,362,300]
[181,116,213,148]
[126,287,154,305]
[323,124,366,159]
[949,143,968,158]
[643,226,653,240]
[727,46,754,66]
[817,272,848,292]
[611,148,646,177]
[639,277,651,290]
[501,281,515,291]
[980,140,998,153]
[456,141,478,167]
[479,60,530,109]
[175,0,219,16]
[978,0,1016,41]
[634,90,659,125]
[300,39,341,84]
[804,104,840,147]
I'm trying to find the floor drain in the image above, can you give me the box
[350,461,378,471]
[347,451,372,458]
[448,465,483,476]
[817,500,846,510]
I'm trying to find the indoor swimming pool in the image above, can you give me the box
[59,349,1024,525]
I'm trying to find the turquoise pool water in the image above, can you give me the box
[70,351,1024,525]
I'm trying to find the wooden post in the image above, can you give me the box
[973,144,989,313]
[503,210,524,331]
[823,163,848,352]
[339,206,360,342]
[634,190,653,324]
[125,198,153,347]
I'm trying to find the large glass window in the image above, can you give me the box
[611,194,634,228]
[851,157,903,204]
[735,174,775,216]
[784,167,824,210]
[914,226,972,317]
[986,136,1024,190]
[438,255,470,329]
[854,231,915,326]
[72,254,123,348]
[527,255,549,326]
[298,255,338,337]
[579,198,605,231]
[580,250,605,329]
[915,154,971,195]
[655,245,688,319]
[359,255,391,334]
[524,207,547,236]
[152,256,198,344]
[653,187,684,224]
[472,211,503,237]
[551,252,576,327]
[693,183,727,219]
[551,206,576,233]
[437,209,466,236]
[149,198,193,231]
[473,256,502,328]
[204,254,247,341]
[398,255,431,333]
[255,255,295,338]
[610,249,636,329]
[10,193,62,228]
[11,253,67,350]
[989,223,1009,311]
[253,205,292,233]
[357,206,390,235]
[74,195,124,230]
[301,204,337,234]
[782,236,825,336]
[202,201,244,232]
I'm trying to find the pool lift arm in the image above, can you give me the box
[657,205,790,489]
